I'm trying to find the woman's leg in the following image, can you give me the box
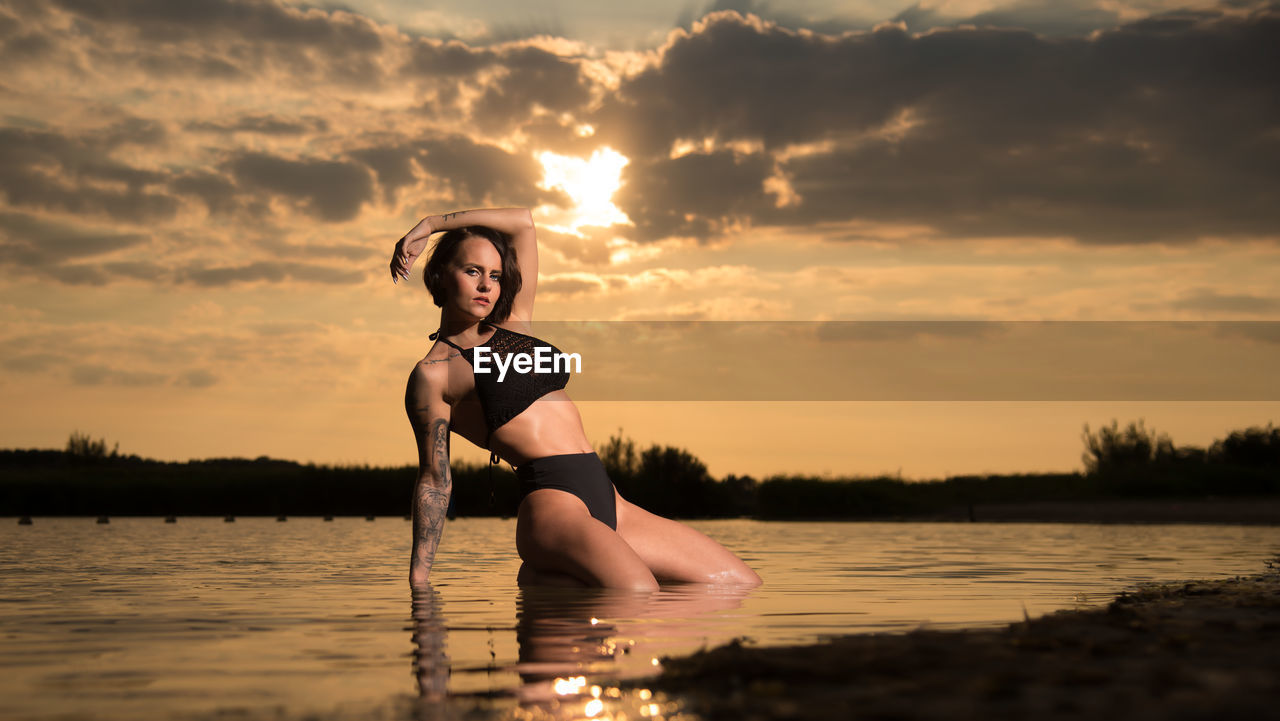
[614,493,762,586]
[516,489,659,591]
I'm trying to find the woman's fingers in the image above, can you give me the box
[390,262,409,284]
[390,237,413,284]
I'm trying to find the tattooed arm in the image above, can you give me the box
[405,360,453,588]
[389,208,537,321]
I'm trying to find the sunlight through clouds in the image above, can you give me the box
[2,0,1278,477]
[536,147,632,231]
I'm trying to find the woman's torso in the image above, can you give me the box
[424,323,592,466]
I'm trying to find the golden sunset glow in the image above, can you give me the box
[0,0,1275,480]
[537,148,631,231]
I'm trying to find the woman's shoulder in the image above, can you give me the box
[409,345,452,386]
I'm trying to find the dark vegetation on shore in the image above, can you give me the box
[1,421,1277,519]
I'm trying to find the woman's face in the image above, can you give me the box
[445,236,502,320]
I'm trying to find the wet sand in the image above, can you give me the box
[644,560,1280,720]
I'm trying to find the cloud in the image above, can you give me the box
[185,114,330,135]
[596,6,1280,243]
[1170,288,1280,314]
[50,0,390,86]
[0,125,179,223]
[70,363,168,387]
[613,150,773,241]
[891,0,1133,37]
[2,351,66,373]
[181,260,366,286]
[538,273,607,297]
[415,136,569,208]
[469,46,593,133]
[0,211,153,283]
[5,0,1278,264]
[224,152,375,222]
[170,171,240,216]
[175,369,218,388]
[0,211,149,262]
[349,145,418,205]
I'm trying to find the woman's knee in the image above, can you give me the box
[713,564,763,587]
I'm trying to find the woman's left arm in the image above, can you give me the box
[390,208,538,317]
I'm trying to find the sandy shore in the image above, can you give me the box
[643,560,1280,720]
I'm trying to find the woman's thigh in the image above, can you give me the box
[614,495,762,586]
[516,489,658,591]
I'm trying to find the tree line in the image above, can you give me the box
[2,421,1277,519]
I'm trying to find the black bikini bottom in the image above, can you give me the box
[515,452,617,530]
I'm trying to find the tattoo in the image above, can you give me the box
[420,350,462,366]
[441,211,464,222]
[412,418,453,574]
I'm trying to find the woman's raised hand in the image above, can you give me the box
[389,217,436,284]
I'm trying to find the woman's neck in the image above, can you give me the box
[437,313,491,340]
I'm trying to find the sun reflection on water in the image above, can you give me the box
[410,582,742,720]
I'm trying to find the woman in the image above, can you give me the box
[389,208,761,590]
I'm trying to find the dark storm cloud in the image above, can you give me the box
[0,4,55,63]
[170,171,240,216]
[348,134,568,208]
[469,46,593,134]
[52,0,381,45]
[598,5,1280,243]
[349,145,417,205]
[0,211,153,284]
[53,0,387,82]
[224,152,374,222]
[401,36,493,77]
[613,150,773,240]
[399,37,596,141]
[0,125,179,223]
[0,212,149,263]
[415,136,568,208]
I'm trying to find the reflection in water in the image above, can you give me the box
[13,519,1275,720]
[514,587,639,706]
[411,585,450,704]
[410,583,755,719]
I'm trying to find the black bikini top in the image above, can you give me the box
[429,324,571,454]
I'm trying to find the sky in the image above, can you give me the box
[1,0,1278,479]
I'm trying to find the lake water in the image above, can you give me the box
[2,517,1278,721]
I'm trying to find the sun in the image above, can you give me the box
[537,147,631,231]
